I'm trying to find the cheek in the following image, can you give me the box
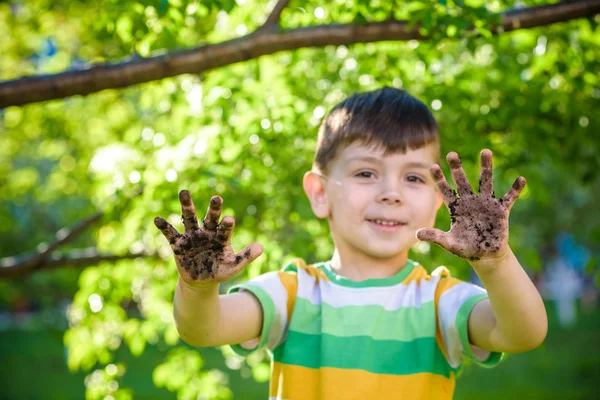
[344,187,372,209]
[426,197,441,225]
[427,206,438,226]
[413,190,439,221]
[330,185,372,221]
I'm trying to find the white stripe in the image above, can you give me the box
[242,271,289,350]
[437,282,488,368]
[295,268,440,310]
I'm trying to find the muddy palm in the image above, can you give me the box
[154,190,263,286]
[417,149,526,262]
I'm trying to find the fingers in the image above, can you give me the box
[229,243,264,275]
[479,149,494,197]
[179,190,200,233]
[500,176,526,211]
[430,165,457,206]
[416,228,450,249]
[447,152,474,197]
[154,216,181,245]
[216,216,235,244]
[203,196,223,231]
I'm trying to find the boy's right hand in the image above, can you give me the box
[154,190,263,287]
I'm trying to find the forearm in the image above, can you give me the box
[173,277,222,347]
[173,276,264,347]
[470,248,548,352]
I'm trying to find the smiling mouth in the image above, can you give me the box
[366,219,406,226]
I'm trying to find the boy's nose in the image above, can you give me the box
[377,188,404,205]
[378,195,403,205]
[376,178,404,205]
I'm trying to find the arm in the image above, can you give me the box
[155,190,264,347]
[468,249,547,353]
[418,149,547,355]
[173,279,263,347]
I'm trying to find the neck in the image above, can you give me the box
[329,248,409,281]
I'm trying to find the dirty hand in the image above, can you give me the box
[154,190,263,286]
[416,149,525,262]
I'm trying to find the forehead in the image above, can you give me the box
[334,141,438,168]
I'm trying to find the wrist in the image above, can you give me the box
[469,246,514,275]
[177,276,220,296]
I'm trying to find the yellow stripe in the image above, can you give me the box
[277,271,298,320]
[434,274,462,362]
[289,258,330,282]
[269,362,455,399]
[400,265,461,363]
[270,361,284,398]
[401,264,429,284]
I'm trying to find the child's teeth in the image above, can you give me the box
[375,220,398,226]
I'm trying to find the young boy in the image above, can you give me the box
[154,87,547,399]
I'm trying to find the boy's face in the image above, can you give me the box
[304,141,443,260]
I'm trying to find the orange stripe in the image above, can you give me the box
[434,274,462,362]
[269,362,455,399]
[269,360,283,398]
[401,264,429,284]
[277,271,298,319]
[289,258,330,282]
[402,265,461,362]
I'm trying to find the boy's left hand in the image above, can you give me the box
[416,149,526,263]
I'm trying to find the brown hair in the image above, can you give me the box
[313,87,439,174]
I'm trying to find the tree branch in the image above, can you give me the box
[0,212,104,277]
[0,187,144,278]
[0,247,155,279]
[0,0,598,108]
[259,0,291,31]
[40,212,103,256]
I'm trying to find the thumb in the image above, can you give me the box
[416,228,449,249]
[229,242,264,275]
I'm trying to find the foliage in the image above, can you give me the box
[1,0,598,398]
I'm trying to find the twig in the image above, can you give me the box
[260,0,291,30]
[0,212,104,276]
[0,187,144,277]
[41,212,103,256]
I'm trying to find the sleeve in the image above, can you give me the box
[433,267,504,369]
[226,269,297,356]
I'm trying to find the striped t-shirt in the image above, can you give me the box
[228,258,503,400]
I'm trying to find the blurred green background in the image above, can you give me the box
[1,0,598,399]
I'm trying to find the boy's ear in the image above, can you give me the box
[302,171,330,219]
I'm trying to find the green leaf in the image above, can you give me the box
[116,15,133,43]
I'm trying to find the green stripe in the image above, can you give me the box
[291,297,436,342]
[456,293,504,368]
[227,284,275,356]
[273,331,453,377]
[319,260,418,288]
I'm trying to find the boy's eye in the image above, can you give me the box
[355,171,376,179]
[406,175,425,183]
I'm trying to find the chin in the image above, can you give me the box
[363,240,416,260]
[363,246,407,260]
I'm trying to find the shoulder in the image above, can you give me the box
[430,266,466,292]
[238,258,328,295]
[402,263,475,302]
[282,258,330,283]
[401,263,455,287]
[424,266,487,309]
